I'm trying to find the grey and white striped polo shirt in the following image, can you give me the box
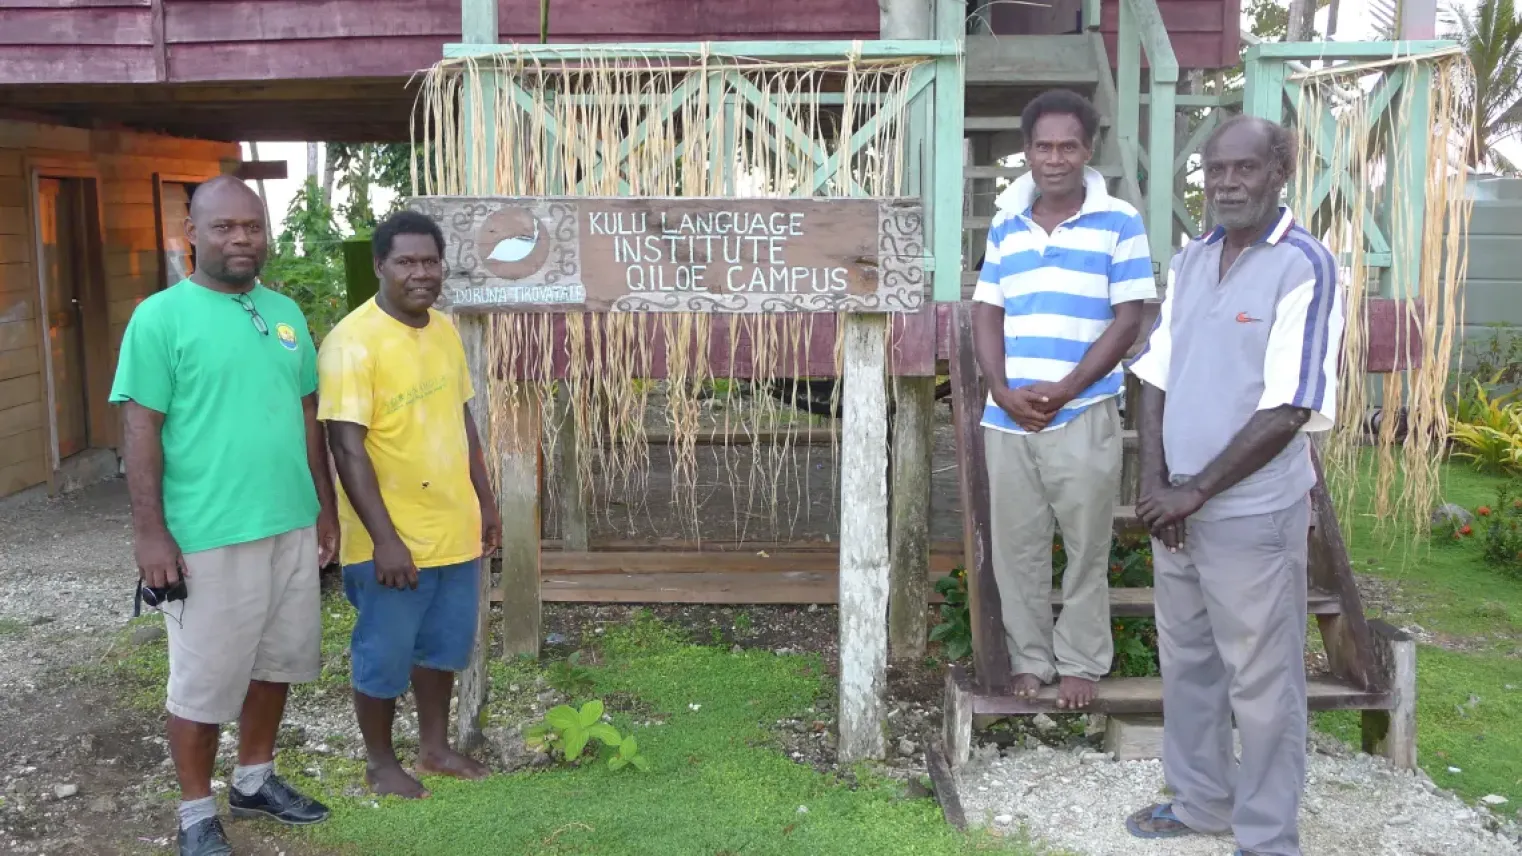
[1128,207,1345,521]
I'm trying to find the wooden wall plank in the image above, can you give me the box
[0,400,42,439]
[0,374,40,410]
[0,455,46,496]
[0,346,40,383]
[96,137,238,164]
[166,39,453,82]
[0,263,33,294]
[0,1,151,8]
[0,319,38,353]
[109,296,147,325]
[0,206,28,235]
[0,8,153,45]
[0,47,159,85]
[161,0,877,42]
[103,183,157,205]
[0,291,37,322]
[0,120,92,152]
[0,427,43,468]
[1097,0,1224,31]
[0,234,29,265]
[105,223,160,248]
[0,153,21,177]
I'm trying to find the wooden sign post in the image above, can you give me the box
[416,193,927,764]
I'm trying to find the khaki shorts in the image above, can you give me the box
[164,526,322,724]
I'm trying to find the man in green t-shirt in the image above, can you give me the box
[109,176,339,856]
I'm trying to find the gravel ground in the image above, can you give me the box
[957,739,1522,856]
[1,480,308,855]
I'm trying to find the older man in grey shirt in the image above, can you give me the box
[1121,116,1344,856]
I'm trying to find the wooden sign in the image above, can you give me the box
[404,196,926,313]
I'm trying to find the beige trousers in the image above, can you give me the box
[983,399,1121,682]
[165,526,322,724]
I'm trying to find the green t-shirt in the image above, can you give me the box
[109,279,320,554]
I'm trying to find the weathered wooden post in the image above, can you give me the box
[882,0,935,665]
[452,0,501,751]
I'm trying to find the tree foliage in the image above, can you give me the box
[261,144,417,341]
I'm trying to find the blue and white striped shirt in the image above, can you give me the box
[972,166,1157,434]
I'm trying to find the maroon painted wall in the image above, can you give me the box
[988,0,1242,70]
[0,0,883,84]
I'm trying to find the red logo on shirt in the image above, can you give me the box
[1235,312,1262,323]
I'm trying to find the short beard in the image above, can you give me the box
[1209,194,1279,232]
[206,260,261,287]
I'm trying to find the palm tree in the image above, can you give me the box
[1371,0,1522,173]
[1449,0,1522,172]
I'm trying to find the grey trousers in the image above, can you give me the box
[1154,497,1311,856]
[983,399,1121,683]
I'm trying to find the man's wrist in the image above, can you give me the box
[132,516,171,541]
[1054,377,1082,401]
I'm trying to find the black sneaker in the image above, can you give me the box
[178,817,233,856]
[227,774,330,826]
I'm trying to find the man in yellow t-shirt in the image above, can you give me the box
[317,210,502,799]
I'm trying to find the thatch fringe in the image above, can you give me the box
[1290,51,1474,549]
[414,49,928,541]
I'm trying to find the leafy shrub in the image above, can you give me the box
[929,534,1160,677]
[929,568,972,661]
[1477,486,1522,577]
[1449,379,1522,475]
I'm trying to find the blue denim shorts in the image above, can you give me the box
[341,558,480,700]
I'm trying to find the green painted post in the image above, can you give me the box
[1242,49,1287,123]
[1116,0,1141,184]
[1084,0,1102,30]
[931,0,965,301]
[1387,64,1431,299]
[1146,80,1177,267]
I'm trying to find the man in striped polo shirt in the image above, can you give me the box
[972,89,1156,710]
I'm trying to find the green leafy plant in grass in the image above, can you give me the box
[1477,485,1522,576]
[547,650,596,699]
[524,699,650,771]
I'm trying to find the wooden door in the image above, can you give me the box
[36,178,91,461]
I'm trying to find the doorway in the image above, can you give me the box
[35,176,99,463]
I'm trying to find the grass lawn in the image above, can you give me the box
[109,606,1021,856]
[1315,455,1522,808]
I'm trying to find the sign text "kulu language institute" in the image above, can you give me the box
[588,209,853,295]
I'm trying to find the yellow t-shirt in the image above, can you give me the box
[316,298,481,568]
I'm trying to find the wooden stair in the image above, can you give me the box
[943,300,1417,771]
[948,666,1392,717]
[961,33,1132,300]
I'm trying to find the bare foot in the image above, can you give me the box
[1056,676,1097,709]
[1012,673,1044,698]
[366,759,429,799]
[416,748,491,781]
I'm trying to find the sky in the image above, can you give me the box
[240,0,1499,231]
